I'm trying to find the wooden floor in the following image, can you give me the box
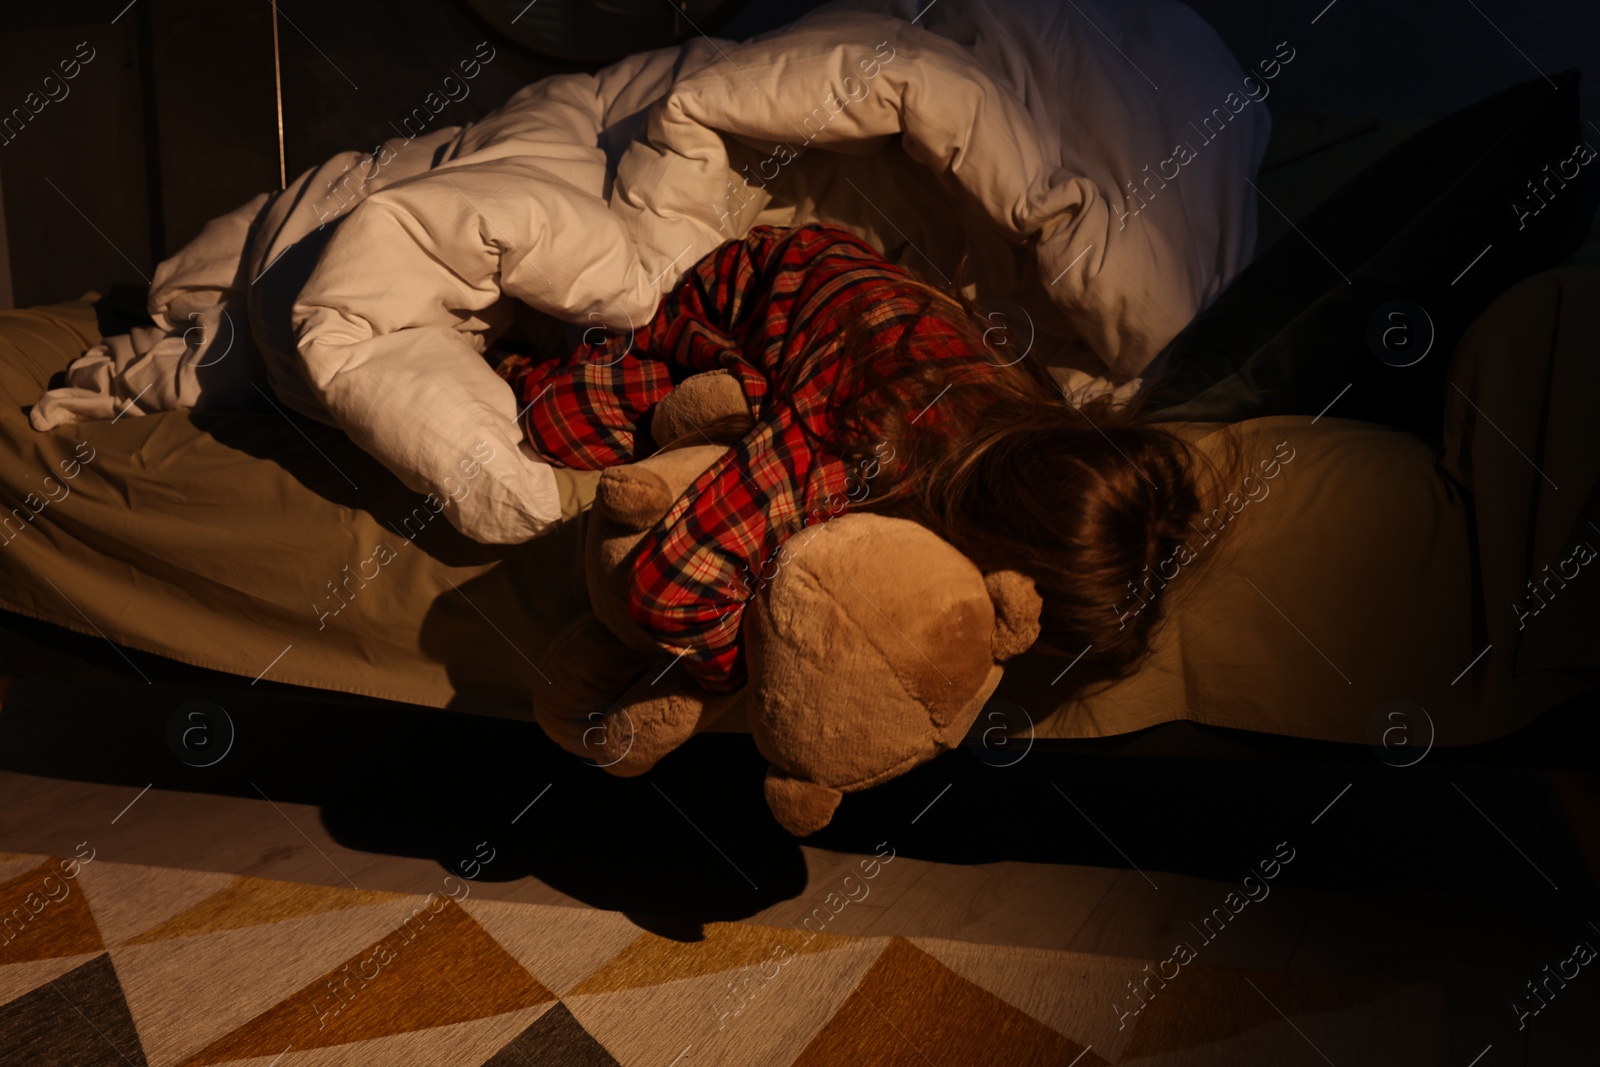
[1,673,1597,1065]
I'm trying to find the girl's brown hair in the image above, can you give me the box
[774,273,1233,683]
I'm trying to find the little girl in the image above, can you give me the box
[493,224,1209,693]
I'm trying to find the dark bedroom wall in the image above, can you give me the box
[144,0,581,273]
[145,1,280,262]
[1182,0,1600,123]
[0,2,151,309]
[262,2,562,187]
[0,0,580,310]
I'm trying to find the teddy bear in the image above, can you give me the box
[534,370,1043,835]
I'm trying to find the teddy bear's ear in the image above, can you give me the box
[984,570,1043,662]
[764,768,843,837]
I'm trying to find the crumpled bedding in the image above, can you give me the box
[31,0,1269,546]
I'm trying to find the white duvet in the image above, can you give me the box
[31,0,1269,545]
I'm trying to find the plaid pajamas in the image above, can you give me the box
[494,224,978,691]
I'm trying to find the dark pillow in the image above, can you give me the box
[1142,70,1599,444]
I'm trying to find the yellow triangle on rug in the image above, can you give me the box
[176,898,553,1065]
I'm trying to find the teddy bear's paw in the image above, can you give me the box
[533,613,644,719]
[764,770,844,836]
[584,682,744,778]
[595,466,677,532]
[533,699,657,774]
[571,705,650,774]
[585,700,697,777]
[532,698,683,776]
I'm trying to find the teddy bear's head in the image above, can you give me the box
[746,513,1042,835]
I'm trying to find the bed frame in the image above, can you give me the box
[4,603,1596,770]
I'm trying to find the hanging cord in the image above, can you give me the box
[135,0,167,261]
[271,1,286,189]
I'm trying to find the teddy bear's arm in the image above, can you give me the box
[535,609,741,775]
[534,611,656,760]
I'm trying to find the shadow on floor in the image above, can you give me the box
[1,674,1596,942]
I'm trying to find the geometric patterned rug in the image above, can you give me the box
[0,851,1447,1065]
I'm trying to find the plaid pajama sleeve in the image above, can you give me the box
[494,345,673,468]
[493,228,798,467]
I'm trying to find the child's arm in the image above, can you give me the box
[496,225,797,468]
[496,345,673,469]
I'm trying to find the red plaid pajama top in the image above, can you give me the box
[494,224,985,692]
